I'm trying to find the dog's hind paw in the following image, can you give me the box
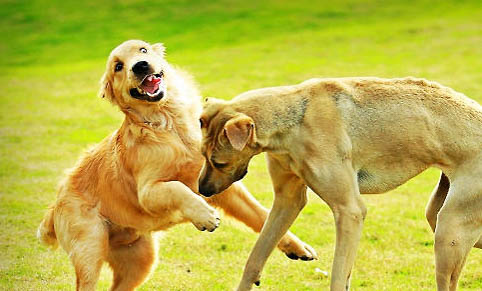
[278,233,318,261]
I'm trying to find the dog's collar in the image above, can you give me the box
[122,107,170,130]
[143,120,163,128]
[142,118,174,131]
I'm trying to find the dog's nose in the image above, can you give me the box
[132,61,150,75]
[199,184,215,197]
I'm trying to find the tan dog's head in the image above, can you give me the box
[198,98,260,196]
[99,40,170,107]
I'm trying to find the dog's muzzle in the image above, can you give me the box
[130,69,167,102]
[199,183,217,197]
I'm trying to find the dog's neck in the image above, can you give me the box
[235,93,309,152]
[122,103,174,131]
[119,83,202,153]
[121,83,198,132]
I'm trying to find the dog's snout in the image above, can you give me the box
[199,184,215,197]
[132,61,150,75]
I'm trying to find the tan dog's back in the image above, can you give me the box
[304,77,482,193]
[225,77,482,193]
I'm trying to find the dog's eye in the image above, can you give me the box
[140,48,147,53]
[115,62,123,72]
[199,118,204,128]
[212,161,228,168]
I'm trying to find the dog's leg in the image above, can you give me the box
[207,182,317,260]
[237,156,307,291]
[107,233,159,291]
[475,237,482,248]
[55,202,108,291]
[425,172,482,250]
[434,166,482,291]
[330,197,366,291]
[426,172,450,232]
[70,231,107,291]
[304,162,366,291]
[138,180,219,231]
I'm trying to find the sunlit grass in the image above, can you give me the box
[0,0,481,290]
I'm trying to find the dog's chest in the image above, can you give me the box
[175,157,204,191]
[151,130,204,191]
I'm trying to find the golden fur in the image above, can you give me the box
[37,40,317,291]
[199,77,482,291]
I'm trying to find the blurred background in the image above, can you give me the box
[0,0,481,290]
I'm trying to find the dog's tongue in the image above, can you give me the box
[140,75,162,94]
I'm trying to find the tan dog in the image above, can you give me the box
[37,40,317,291]
[198,77,482,291]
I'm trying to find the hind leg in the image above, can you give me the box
[434,177,482,291]
[475,237,482,248]
[426,172,482,249]
[55,202,108,291]
[426,172,450,232]
[107,233,159,291]
[71,235,108,291]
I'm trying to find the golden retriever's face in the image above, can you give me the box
[99,40,169,105]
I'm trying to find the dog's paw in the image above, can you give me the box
[190,204,220,232]
[278,233,318,261]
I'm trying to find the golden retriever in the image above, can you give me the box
[37,40,317,291]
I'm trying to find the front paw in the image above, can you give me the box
[189,204,220,232]
[278,232,318,261]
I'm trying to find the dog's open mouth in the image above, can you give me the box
[130,72,166,102]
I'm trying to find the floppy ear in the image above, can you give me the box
[224,115,256,151]
[98,72,114,102]
[152,43,166,56]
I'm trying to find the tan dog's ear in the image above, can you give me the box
[224,115,256,151]
[203,97,225,108]
[152,43,166,56]
[201,97,227,128]
[98,72,114,102]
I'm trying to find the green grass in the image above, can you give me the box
[1,0,481,290]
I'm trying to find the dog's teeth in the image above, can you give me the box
[137,88,144,94]
[147,90,157,97]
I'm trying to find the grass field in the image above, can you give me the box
[1,0,481,290]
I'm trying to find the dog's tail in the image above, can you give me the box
[37,206,58,249]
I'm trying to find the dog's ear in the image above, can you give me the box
[224,115,256,151]
[203,97,227,113]
[201,97,227,128]
[152,43,166,56]
[203,97,225,108]
[98,72,114,102]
